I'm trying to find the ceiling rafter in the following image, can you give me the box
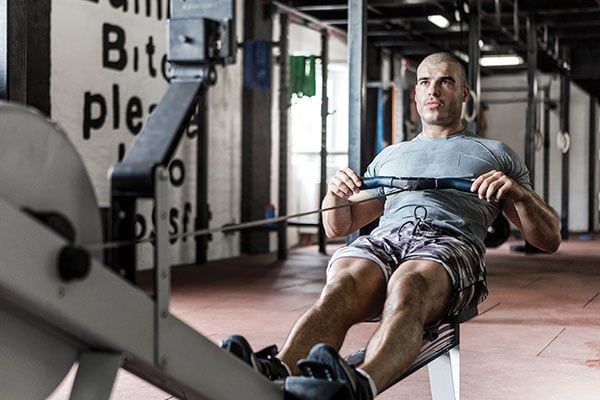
[283,0,600,97]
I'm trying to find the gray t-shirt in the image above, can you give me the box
[364,130,532,251]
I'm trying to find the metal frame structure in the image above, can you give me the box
[588,98,598,232]
[466,0,481,134]
[271,1,338,258]
[347,0,367,243]
[318,29,330,254]
[109,0,237,281]
[278,11,290,260]
[0,0,6,99]
[559,61,571,240]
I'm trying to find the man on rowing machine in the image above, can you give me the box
[223,52,561,399]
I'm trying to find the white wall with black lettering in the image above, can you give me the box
[50,0,243,267]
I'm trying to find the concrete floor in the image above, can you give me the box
[49,235,600,399]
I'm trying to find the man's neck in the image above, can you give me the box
[421,124,465,138]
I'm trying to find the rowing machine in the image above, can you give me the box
[0,101,283,399]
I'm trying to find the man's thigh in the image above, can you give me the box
[326,257,388,322]
[386,259,453,326]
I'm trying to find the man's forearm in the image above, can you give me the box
[507,191,561,252]
[322,192,384,238]
[322,194,353,238]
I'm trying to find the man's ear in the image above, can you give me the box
[462,85,471,102]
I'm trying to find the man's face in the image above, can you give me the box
[414,60,469,128]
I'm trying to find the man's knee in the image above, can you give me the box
[385,272,428,312]
[385,264,452,323]
[319,258,386,320]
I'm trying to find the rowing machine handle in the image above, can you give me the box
[361,176,473,193]
[433,178,474,192]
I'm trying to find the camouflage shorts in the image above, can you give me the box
[328,221,488,316]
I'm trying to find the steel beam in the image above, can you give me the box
[560,59,571,240]
[542,87,551,203]
[0,0,6,99]
[347,0,367,243]
[319,29,329,254]
[467,0,481,134]
[525,16,538,185]
[589,97,598,232]
[241,0,273,254]
[195,95,210,264]
[278,12,289,260]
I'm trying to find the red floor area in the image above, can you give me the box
[49,235,600,399]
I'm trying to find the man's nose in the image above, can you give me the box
[427,82,440,96]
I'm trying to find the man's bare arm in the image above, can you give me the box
[322,168,384,238]
[471,170,561,253]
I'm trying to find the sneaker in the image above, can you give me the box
[220,335,289,380]
[298,344,373,400]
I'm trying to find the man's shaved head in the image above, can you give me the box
[418,52,467,86]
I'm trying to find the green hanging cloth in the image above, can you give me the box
[289,55,306,96]
[289,55,317,97]
[302,56,316,97]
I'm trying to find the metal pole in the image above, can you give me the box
[0,0,6,99]
[513,0,520,42]
[195,95,210,265]
[542,87,550,203]
[277,11,289,260]
[347,0,367,244]
[589,97,597,232]
[467,0,481,134]
[395,55,407,143]
[525,16,537,185]
[318,29,329,254]
[560,60,570,240]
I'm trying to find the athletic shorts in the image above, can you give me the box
[327,221,488,319]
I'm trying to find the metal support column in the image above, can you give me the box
[277,11,289,260]
[542,87,551,203]
[589,97,598,232]
[241,0,273,254]
[525,17,538,185]
[153,166,170,367]
[347,0,367,244]
[318,29,329,254]
[195,95,210,264]
[0,0,6,99]
[467,0,481,134]
[1,0,26,103]
[510,16,541,254]
[1,0,50,111]
[559,61,570,240]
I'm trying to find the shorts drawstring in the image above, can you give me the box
[412,206,428,235]
[399,206,432,236]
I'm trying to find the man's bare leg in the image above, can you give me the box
[278,258,387,374]
[360,259,453,394]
